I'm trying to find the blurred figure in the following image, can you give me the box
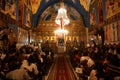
[88,69,97,80]
[0,59,6,80]
[6,56,31,80]
[20,54,39,79]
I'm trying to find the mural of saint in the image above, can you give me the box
[9,1,16,17]
[26,8,31,27]
[98,0,103,22]
[90,8,96,25]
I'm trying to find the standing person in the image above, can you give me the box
[9,41,17,53]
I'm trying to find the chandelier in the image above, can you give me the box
[54,1,69,37]
[54,28,68,37]
[55,7,70,26]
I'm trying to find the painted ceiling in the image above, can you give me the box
[31,0,96,27]
[40,3,83,21]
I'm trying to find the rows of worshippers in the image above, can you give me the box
[69,43,120,80]
[0,44,54,80]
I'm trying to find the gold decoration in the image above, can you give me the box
[30,0,42,14]
[80,0,91,11]
[80,0,96,11]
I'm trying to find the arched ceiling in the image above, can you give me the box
[31,0,96,27]
[40,3,83,21]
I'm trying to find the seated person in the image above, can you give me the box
[6,56,31,80]
[20,54,39,79]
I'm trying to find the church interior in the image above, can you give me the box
[0,0,120,80]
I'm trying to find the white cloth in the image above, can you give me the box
[80,56,90,62]
[20,60,39,75]
[6,68,31,80]
[87,58,95,68]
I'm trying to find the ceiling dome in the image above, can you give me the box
[31,0,96,27]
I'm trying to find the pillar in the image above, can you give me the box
[86,28,89,44]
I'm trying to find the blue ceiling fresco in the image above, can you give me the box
[32,0,90,27]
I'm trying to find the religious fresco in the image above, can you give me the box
[0,24,18,50]
[24,0,32,28]
[18,27,28,44]
[98,0,104,22]
[5,24,18,46]
[30,0,42,14]
[25,7,32,27]
[104,21,119,43]
[40,6,53,21]
[0,0,17,19]
[90,1,98,26]
[90,7,96,25]
[106,0,120,18]
[70,7,82,20]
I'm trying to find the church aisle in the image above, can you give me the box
[47,53,78,80]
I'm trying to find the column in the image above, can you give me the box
[86,28,89,44]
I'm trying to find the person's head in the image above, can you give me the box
[8,56,21,71]
[27,54,36,65]
[83,51,89,56]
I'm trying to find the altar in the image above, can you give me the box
[58,45,66,53]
